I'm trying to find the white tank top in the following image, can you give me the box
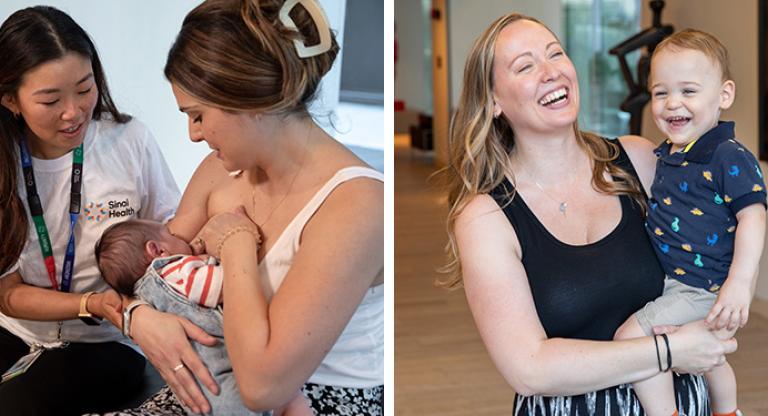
[258,166,383,388]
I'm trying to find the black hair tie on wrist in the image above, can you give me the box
[653,335,663,372]
[661,333,672,372]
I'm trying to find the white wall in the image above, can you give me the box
[0,0,346,189]
[394,0,428,113]
[639,0,768,301]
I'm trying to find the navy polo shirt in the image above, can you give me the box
[646,121,767,292]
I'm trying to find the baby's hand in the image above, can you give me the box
[191,206,261,257]
[706,279,752,331]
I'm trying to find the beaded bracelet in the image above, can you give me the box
[216,226,261,255]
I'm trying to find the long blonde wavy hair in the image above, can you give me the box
[438,12,646,290]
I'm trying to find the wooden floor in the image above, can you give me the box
[394,134,768,415]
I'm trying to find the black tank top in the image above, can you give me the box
[490,139,664,341]
[494,139,710,414]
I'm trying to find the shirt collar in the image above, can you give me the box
[654,121,735,165]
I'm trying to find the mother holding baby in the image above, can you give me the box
[125,0,384,414]
[0,0,382,415]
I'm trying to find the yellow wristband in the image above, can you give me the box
[78,291,102,325]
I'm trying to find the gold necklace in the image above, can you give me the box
[251,123,312,230]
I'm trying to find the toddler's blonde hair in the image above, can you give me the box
[653,28,731,82]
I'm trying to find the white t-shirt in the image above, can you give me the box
[0,118,180,347]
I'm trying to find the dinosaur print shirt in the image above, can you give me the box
[646,121,767,292]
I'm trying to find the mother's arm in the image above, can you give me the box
[167,152,226,240]
[456,193,734,396]
[201,177,383,411]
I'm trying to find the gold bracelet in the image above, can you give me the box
[78,291,103,325]
[216,226,261,255]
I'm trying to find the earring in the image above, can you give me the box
[493,109,501,119]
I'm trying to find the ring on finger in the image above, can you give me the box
[173,363,185,372]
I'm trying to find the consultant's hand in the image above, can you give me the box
[191,206,261,257]
[130,305,220,414]
[706,279,752,331]
[87,289,123,328]
[661,320,737,375]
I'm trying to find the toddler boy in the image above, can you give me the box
[613,29,766,416]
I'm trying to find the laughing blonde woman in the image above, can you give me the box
[443,12,734,415]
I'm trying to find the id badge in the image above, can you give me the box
[1,349,43,383]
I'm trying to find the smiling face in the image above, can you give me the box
[650,48,735,152]
[1,53,98,159]
[491,19,579,137]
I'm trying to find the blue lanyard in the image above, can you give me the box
[18,136,83,292]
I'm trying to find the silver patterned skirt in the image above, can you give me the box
[513,373,709,416]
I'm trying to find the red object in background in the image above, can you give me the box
[395,100,405,111]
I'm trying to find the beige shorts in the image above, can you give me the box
[634,277,718,336]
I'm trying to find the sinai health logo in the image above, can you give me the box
[83,198,135,222]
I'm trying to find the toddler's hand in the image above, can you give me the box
[706,279,752,331]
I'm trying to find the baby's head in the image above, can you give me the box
[95,219,192,295]
[649,29,735,151]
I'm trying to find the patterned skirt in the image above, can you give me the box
[89,383,384,416]
[513,373,709,416]
[302,383,383,416]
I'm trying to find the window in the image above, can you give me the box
[564,0,640,137]
[340,0,383,104]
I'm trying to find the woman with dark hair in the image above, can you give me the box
[0,6,180,415]
[116,0,383,415]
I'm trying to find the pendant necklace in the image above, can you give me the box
[532,179,571,215]
[515,152,577,217]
